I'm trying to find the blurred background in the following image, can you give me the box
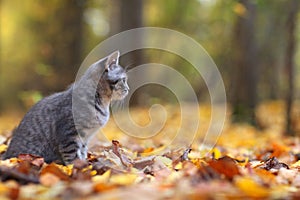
[1,0,300,134]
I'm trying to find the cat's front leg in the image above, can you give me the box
[59,144,78,165]
[76,140,88,160]
[59,138,88,165]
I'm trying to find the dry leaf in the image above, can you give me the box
[109,174,137,185]
[207,156,240,180]
[40,164,70,181]
[40,173,60,187]
[235,177,269,198]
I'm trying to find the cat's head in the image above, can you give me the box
[99,51,129,101]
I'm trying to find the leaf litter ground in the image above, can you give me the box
[1,101,300,199]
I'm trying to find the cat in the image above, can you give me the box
[3,51,129,165]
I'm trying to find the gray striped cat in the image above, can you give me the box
[3,51,129,165]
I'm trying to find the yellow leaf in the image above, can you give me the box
[54,163,73,176]
[92,170,111,183]
[190,158,206,169]
[9,158,19,164]
[0,144,7,154]
[235,177,269,198]
[0,182,9,194]
[109,173,137,185]
[90,170,97,176]
[81,165,92,173]
[140,145,166,156]
[174,162,182,170]
[291,160,300,168]
[211,148,222,159]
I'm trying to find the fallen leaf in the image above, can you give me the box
[235,177,269,198]
[31,158,44,168]
[207,156,240,180]
[93,183,116,193]
[0,144,7,154]
[254,168,276,184]
[5,180,19,200]
[155,156,172,167]
[112,140,132,167]
[92,170,111,184]
[17,154,44,168]
[40,164,70,181]
[142,147,155,154]
[132,156,155,170]
[211,148,222,159]
[109,173,137,185]
[270,143,289,158]
[40,173,60,187]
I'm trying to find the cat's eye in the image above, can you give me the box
[109,80,118,85]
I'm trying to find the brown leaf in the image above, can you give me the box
[133,156,155,170]
[31,158,44,168]
[92,158,114,175]
[111,140,132,168]
[112,140,121,157]
[4,180,20,200]
[207,156,240,180]
[193,166,221,184]
[8,186,19,200]
[16,161,31,174]
[18,154,44,168]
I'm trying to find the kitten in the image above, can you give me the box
[3,51,129,165]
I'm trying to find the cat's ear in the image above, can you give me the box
[105,51,120,71]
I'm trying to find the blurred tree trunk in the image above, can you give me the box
[111,0,144,105]
[25,0,84,94]
[230,0,257,124]
[45,0,84,92]
[285,0,299,136]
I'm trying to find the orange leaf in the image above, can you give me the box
[40,172,60,187]
[40,164,70,181]
[94,183,116,192]
[207,156,240,180]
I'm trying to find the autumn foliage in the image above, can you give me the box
[1,102,300,199]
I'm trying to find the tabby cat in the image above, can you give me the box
[3,51,129,165]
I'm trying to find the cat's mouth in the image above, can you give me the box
[120,89,129,98]
[112,89,129,100]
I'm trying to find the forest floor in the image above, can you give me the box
[1,101,300,199]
